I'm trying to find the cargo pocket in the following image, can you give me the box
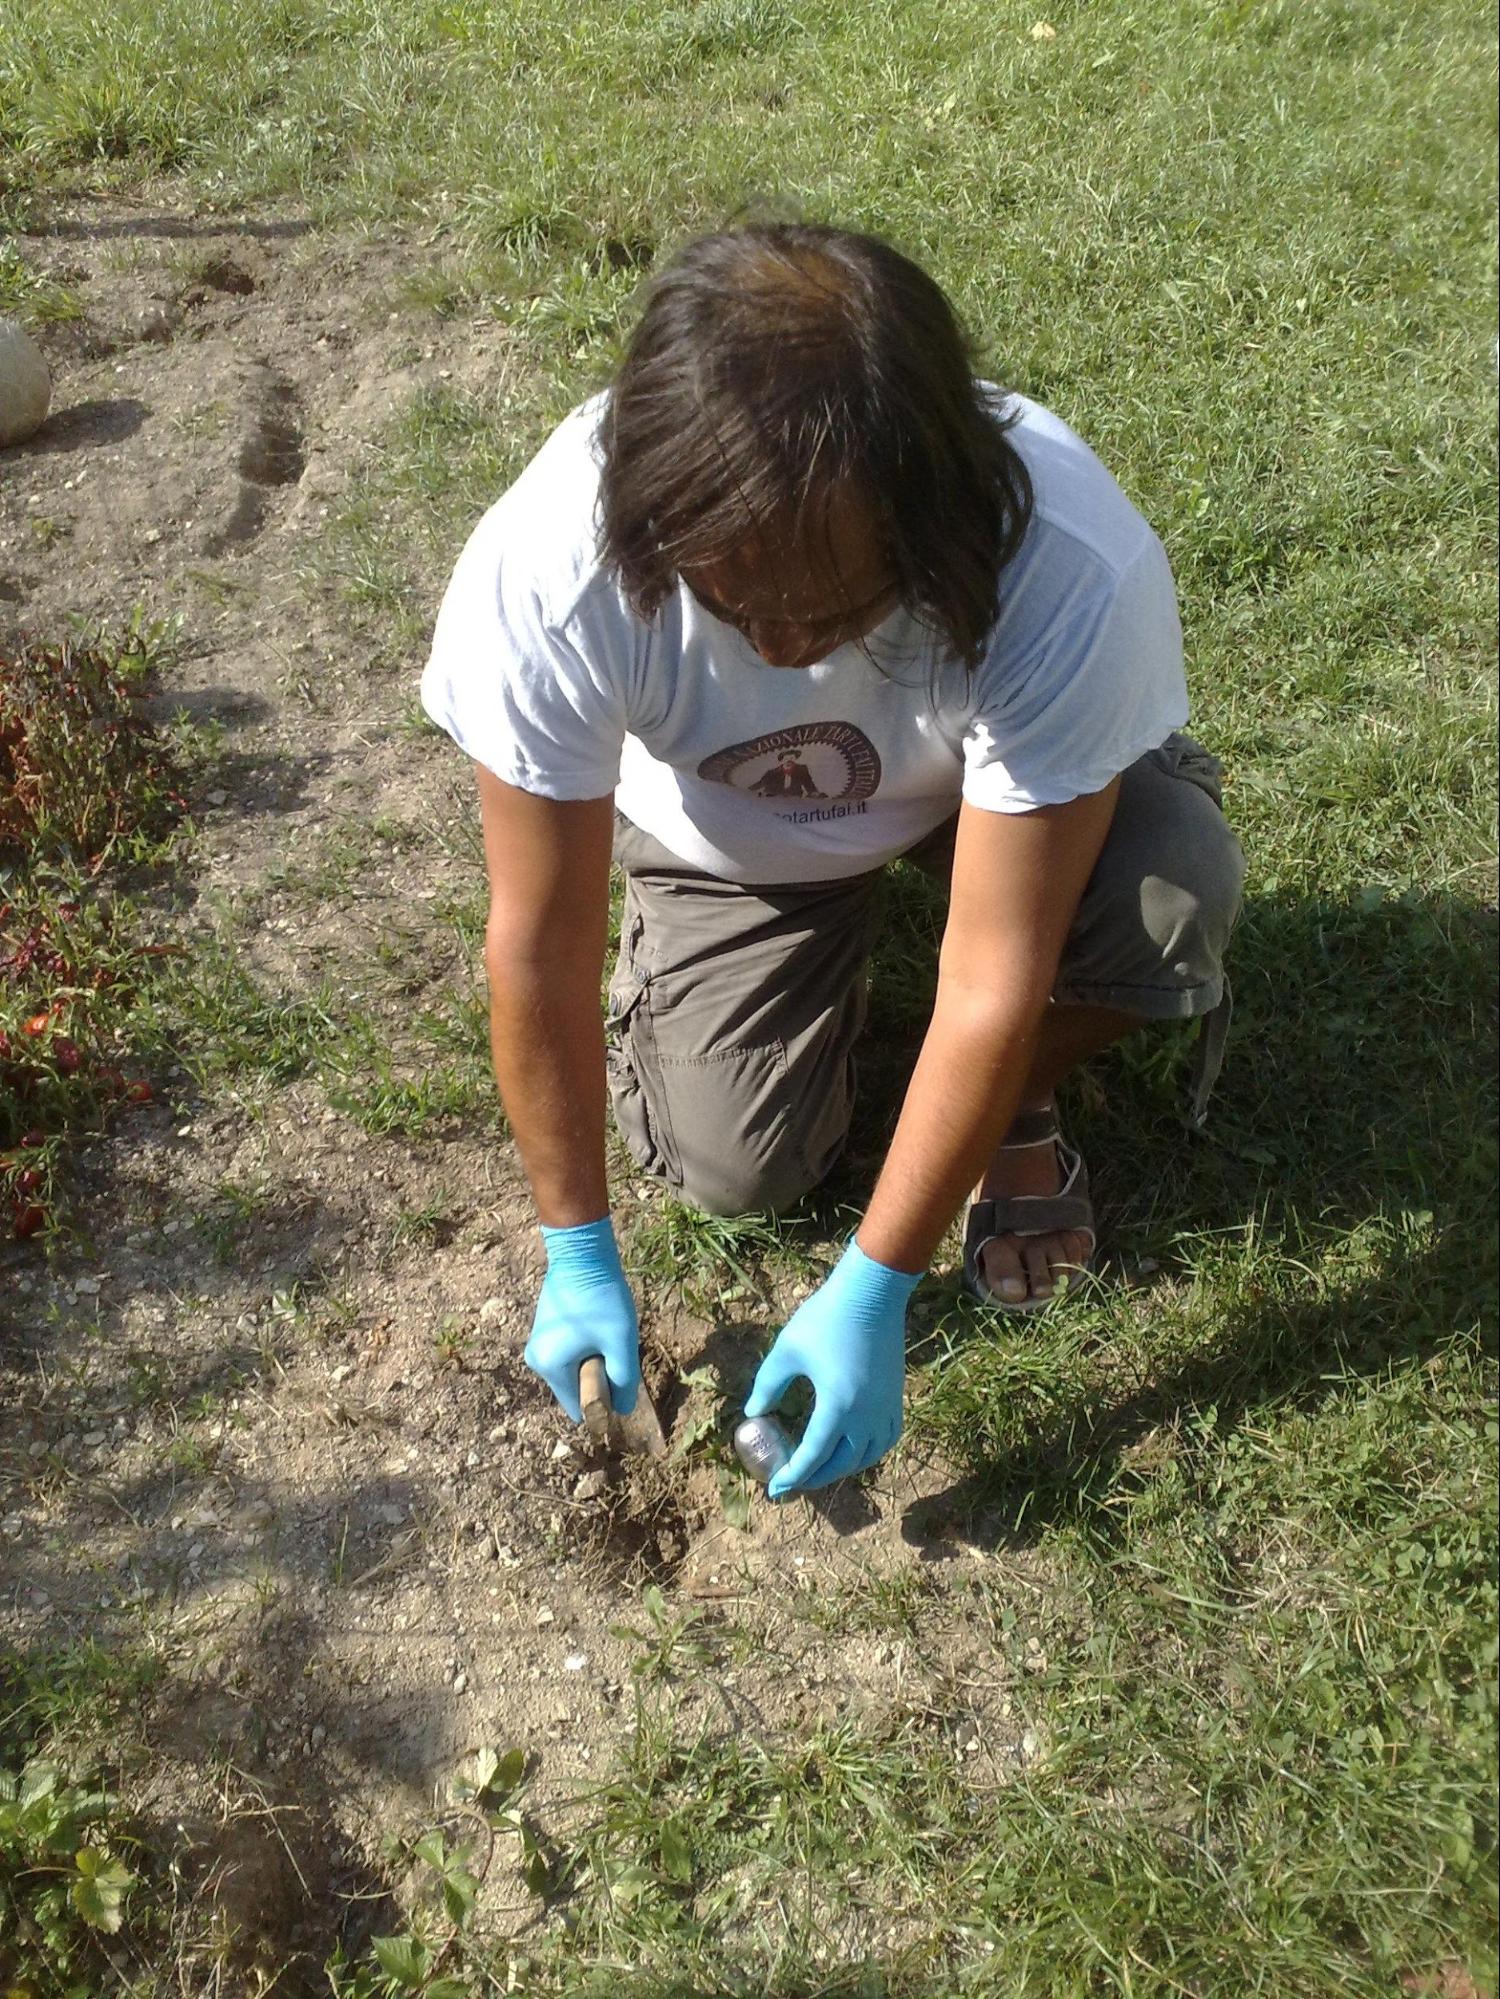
[606,912,678,1185]
[650,1037,810,1214]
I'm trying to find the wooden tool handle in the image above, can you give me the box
[578,1356,670,1461]
[578,1356,614,1447]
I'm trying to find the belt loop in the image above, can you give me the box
[1188,978,1233,1130]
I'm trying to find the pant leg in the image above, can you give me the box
[1053,733,1245,1024]
[899,733,1245,1117]
[607,818,884,1214]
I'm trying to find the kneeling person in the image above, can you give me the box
[422,223,1245,1498]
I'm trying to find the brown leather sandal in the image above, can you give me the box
[963,1106,1096,1314]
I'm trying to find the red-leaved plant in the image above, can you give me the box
[2,617,186,1237]
[1,619,185,867]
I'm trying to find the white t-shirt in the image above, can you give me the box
[421,387,1188,883]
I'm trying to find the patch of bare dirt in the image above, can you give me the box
[0,192,1034,1978]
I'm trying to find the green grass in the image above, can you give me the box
[3,0,1496,1992]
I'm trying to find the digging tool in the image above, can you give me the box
[578,1355,669,1459]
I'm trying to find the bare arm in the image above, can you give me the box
[475,765,616,1227]
[858,779,1120,1273]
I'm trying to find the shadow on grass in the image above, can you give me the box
[853,879,1498,1551]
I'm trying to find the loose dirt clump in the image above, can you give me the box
[0,191,1031,1973]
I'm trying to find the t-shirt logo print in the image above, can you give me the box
[697,723,882,804]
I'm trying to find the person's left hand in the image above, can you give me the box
[743,1239,922,1498]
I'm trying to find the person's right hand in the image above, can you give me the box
[523,1217,640,1423]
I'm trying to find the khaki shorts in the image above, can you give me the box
[606,732,1245,1216]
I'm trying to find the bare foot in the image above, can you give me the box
[971,1107,1093,1306]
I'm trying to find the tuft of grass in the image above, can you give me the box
[623,1195,816,1316]
[0,242,84,324]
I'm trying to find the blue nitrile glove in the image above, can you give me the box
[744,1238,922,1498]
[523,1218,641,1424]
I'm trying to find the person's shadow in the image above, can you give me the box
[805,873,1497,1551]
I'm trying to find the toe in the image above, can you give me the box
[1023,1239,1053,1300]
[984,1239,1030,1304]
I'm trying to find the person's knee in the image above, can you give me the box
[674,1138,818,1218]
[1139,821,1246,972]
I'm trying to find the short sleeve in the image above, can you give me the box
[420,509,628,801]
[962,532,1189,813]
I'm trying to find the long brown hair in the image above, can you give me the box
[596,223,1033,670]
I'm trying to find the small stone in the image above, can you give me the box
[83,1430,106,1446]
[549,1438,574,1463]
[133,302,176,341]
[452,1671,468,1694]
[74,1277,100,1295]
[205,788,228,806]
[534,1606,555,1627]
[477,1297,507,1330]
[377,1503,405,1526]
[563,1652,588,1672]
[330,1362,354,1383]
[573,1471,608,1502]
[310,1724,326,1749]
[0,319,50,445]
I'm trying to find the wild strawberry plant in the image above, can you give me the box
[0,1759,139,1986]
